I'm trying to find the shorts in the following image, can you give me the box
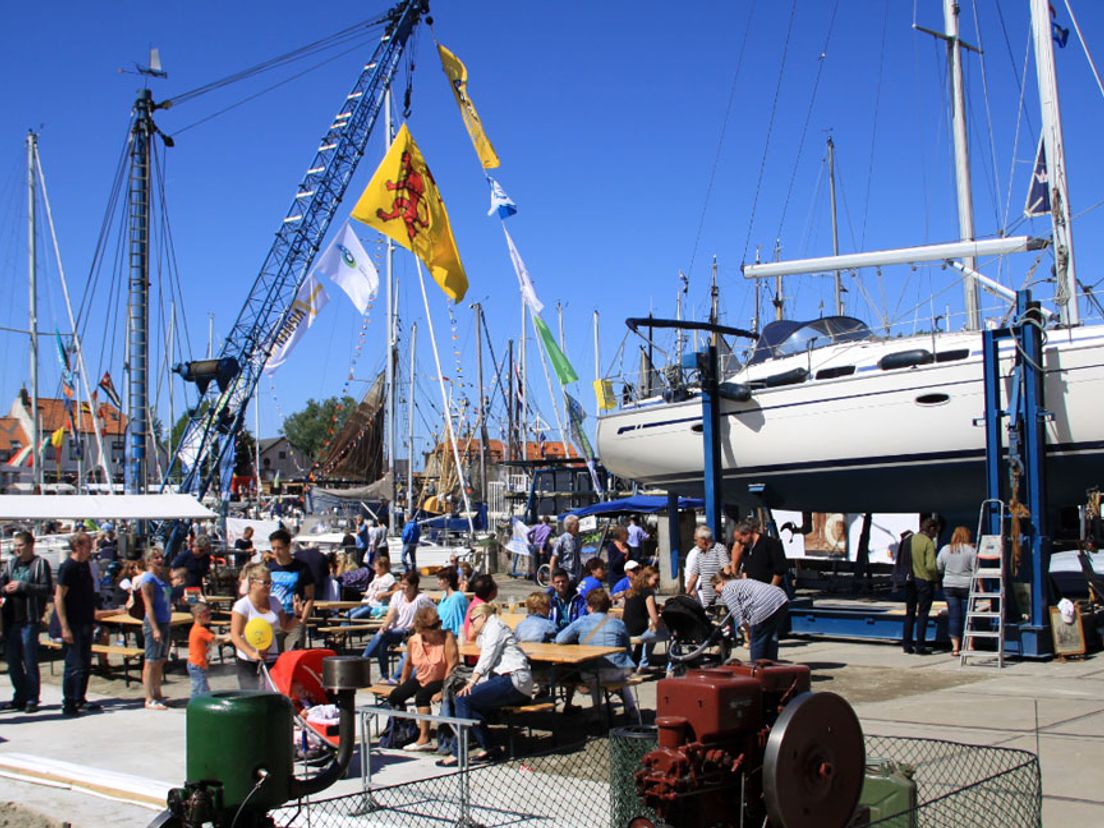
[142,618,172,661]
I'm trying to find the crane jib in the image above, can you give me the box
[162,0,430,551]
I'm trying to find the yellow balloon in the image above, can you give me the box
[244,617,273,652]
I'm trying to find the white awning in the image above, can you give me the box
[0,494,216,521]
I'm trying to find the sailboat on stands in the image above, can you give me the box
[596,0,1104,517]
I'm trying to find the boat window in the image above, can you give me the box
[815,365,856,380]
[935,349,970,363]
[748,316,874,366]
[879,350,934,370]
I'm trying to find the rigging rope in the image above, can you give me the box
[684,0,758,281]
[167,14,391,107]
[1064,0,1104,101]
[741,0,799,266]
[774,0,841,240]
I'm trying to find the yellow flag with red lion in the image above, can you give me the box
[351,124,468,302]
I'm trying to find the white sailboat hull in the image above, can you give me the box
[596,327,1104,514]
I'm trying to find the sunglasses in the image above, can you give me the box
[250,578,273,585]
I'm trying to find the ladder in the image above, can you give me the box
[961,499,1006,667]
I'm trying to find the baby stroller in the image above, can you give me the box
[266,649,342,762]
[660,595,736,676]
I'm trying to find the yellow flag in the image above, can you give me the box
[352,124,468,301]
[593,379,617,411]
[437,43,500,170]
[50,426,66,448]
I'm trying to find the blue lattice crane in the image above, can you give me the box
[163,0,430,554]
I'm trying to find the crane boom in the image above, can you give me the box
[163,0,429,550]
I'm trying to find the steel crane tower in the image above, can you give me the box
[164,0,429,553]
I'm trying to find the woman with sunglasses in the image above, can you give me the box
[230,562,294,689]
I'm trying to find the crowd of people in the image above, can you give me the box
[0,510,979,766]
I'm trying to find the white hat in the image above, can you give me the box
[623,560,641,571]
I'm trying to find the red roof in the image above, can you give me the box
[0,417,29,452]
[16,397,127,436]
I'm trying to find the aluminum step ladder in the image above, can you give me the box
[961,499,1006,668]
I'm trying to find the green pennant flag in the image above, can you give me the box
[533,314,578,384]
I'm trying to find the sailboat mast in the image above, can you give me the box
[474,304,488,498]
[27,131,39,493]
[944,0,980,330]
[408,321,417,513]
[506,339,516,462]
[126,90,153,496]
[827,137,844,315]
[384,89,399,531]
[1030,0,1079,326]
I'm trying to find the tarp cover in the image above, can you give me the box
[0,494,216,521]
[563,495,703,519]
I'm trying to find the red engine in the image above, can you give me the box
[634,660,865,828]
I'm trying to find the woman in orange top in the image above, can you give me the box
[388,603,459,751]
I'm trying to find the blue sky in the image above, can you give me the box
[1,1,1102,470]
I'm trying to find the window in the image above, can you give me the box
[278,451,287,460]
[68,436,83,461]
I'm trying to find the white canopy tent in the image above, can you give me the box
[0,494,216,521]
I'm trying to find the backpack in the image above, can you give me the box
[126,582,146,620]
[377,713,419,750]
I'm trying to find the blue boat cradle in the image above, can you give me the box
[561,495,705,520]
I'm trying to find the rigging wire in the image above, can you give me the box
[858,2,890,251]
[741,0,799,266]
[774,0,841,241]
[684,0,758,281]
[1064,0,1104,101]
[970,0,1007,240]
[174,40,379,136]
[167,14,391,107]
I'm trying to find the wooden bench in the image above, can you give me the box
[499,699,557,757]
[40,638,145,687]
[598,675,644,727]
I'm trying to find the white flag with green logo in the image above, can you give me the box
[317,221,379,314]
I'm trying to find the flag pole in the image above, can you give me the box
[414,259,474,537]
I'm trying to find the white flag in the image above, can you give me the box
[502,226,544,315]
[264,275,330,375]
[316,222,379,314]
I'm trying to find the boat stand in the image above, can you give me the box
[979,290,1053,658]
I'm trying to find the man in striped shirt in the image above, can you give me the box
[712,570,789,662]
[684,526,729,607]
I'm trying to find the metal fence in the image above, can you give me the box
[270,733,1040,828]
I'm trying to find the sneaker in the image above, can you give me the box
[0,701,24,712]
[22,703,39,714]
[145,700,169,711]
[402,741,437,752]
[62,706,82,717]
[79,701,104,712]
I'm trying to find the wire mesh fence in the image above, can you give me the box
[271,733,1040,827]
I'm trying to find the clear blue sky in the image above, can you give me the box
[1,1,1102,469]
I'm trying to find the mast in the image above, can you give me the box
[519,299,527,453]
[474,304,488,499]
[384,88,399,531]
[827,137,844,315]
[27,131,39,493]
[506,339,515,461]
[945,0,980,330]
[407,321,417,516]
[126,89,153,496]
[592,310,600,383]
[1031,0,1079,326]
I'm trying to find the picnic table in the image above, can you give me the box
[100,611,193,628]
[313,600,363,611]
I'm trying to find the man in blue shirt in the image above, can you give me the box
[401,518,421,573]
[610,559,639,601]
[578,558,607,600]
[546,568,586,631]
[555,588,638,720]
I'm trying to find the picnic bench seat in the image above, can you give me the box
[40,637,145,687]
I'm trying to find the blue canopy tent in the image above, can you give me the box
[562,495,703,520]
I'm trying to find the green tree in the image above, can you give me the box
[281,396,356,461]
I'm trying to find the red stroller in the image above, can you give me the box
[267,648,342,755]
